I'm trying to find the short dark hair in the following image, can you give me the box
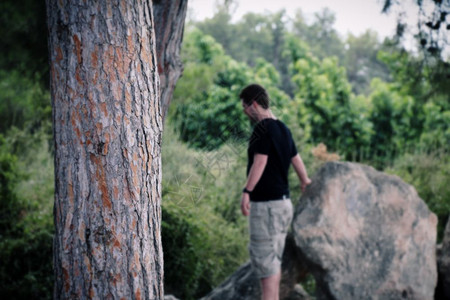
[239,84,269,109]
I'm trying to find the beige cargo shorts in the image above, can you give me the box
[248,198,293,278]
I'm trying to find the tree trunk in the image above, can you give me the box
[153,0,188,122]
[47,1,164,298]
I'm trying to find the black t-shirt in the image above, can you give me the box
[247,118,298,201]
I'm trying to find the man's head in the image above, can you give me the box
[239,84,270,109]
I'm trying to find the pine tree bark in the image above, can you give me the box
[46,1,164,298]
[153,0,188,121]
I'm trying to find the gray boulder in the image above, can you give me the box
[293,161,438,300]
[200,234,310,300]
[436,217,450,299]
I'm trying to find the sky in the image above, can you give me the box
[187,0,420,46]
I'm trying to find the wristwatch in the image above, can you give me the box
[242,187,252,194]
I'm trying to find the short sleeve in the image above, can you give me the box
[289,129,298,157]
[250,123,271,155]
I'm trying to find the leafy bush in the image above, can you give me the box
[0,134,22,236]
[419,102,450,152]
[367,79,417,167]
[0,227,53,299]
[0,128,54,299]
[162,126,248,299]
[173,29,294,151]
[385,151,450,242]
[291,55,372,160]
[0,70,51,134]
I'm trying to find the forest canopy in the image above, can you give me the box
[0,1,448,299]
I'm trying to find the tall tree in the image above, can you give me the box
[381,0,449,56]
[380,0,450,97]
[46,0,187,298]
[344,30,390,95]
[153,0,189,121]
[0,0,48,81]
[292,8,345,62]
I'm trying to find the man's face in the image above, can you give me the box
[241,100,256,121]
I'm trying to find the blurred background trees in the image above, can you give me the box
[0,0,448,299]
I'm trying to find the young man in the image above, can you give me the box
[240,84,311,300]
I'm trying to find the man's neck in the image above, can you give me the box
[255,109,275,122]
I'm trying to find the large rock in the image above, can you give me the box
[436,217,450,299]
[200,234,310,300]
[293,162,437,300]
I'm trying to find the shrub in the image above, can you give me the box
[385,150,450,242]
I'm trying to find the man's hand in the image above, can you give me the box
[241,192,250,216]
[301,178,312,193]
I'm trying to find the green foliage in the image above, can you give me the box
[344,30,391,95]
[0,228,53,299]
[181,27,227,65]
[192,5,395,101]
[367,79,417,166]
[292,8,345,62]
[291,55,372,160]
[161,126,248,299]
[0,70,51,135]
[0,66,54,298]
[0,128,54,299]
[0,134,22,236]
[385,151,450,242]
[0,2,447,299]
[420,102,450,151]
[174,30,248,149]
[0,0,49,83]
[175,84,250,150]
[173,28,298,152]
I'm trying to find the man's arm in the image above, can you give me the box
[241,153,268,216]
[291,153,311,192]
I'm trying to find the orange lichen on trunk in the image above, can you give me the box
[115,47,126,81]
[124,89,132,115]
[56,46,63,63]
[112,273,121,287]
[130,152,140,195]
[92,71,99,85]
[84,255,92,274]
[113,238,121,249]
[100,102,108,117]
[89,154,112,211]
[103,45,117,82]
[68,183,74,208]
[135,288,141,300]
[78,221,86,241]
[73,34,82,64]
[127,31,134,57]
[113,185,119,199]
[99,174,111,211]
[139,35,153,68]
[71,108,83,144]
[75,65,83,85]
[91,48,98,68]
[96,122,103,136]
[102,132,110,155]
[63,266,70,292]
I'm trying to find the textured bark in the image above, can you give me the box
[153,0,188,122]
[46,1,163,299]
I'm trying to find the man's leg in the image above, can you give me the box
[260,270,281,300]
